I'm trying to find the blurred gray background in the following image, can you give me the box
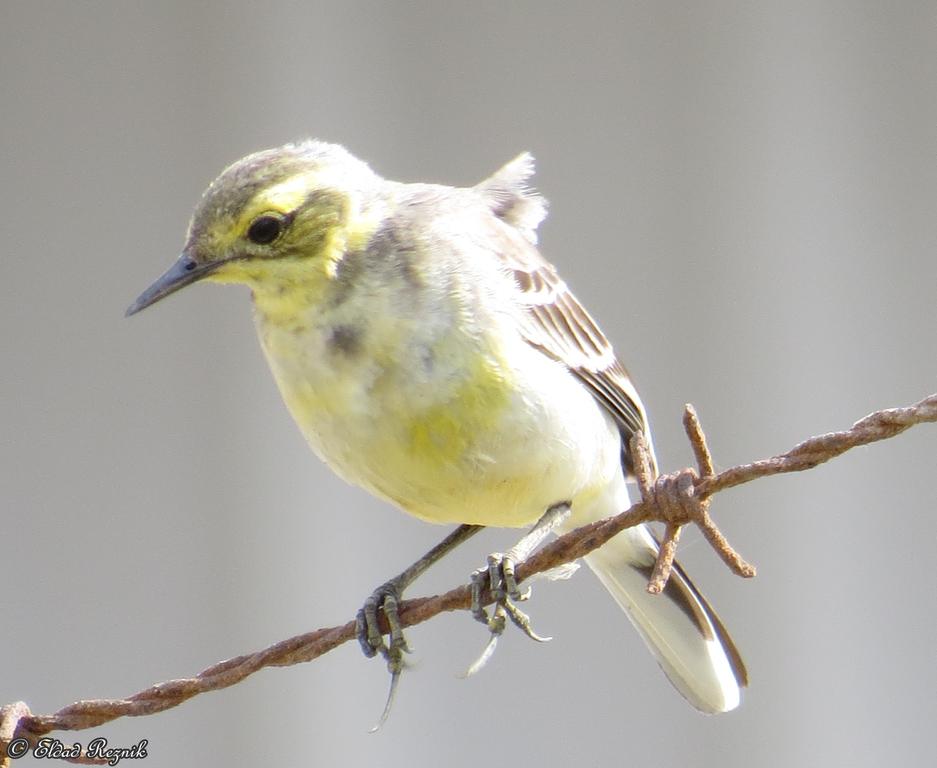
[2,2,935,766]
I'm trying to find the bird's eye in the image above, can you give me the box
[247,215,284,245]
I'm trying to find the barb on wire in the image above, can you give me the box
[2,392,935,757]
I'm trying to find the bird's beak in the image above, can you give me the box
[126,253,222,316]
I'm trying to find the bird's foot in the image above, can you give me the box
[355,579,411,731]
[462,503,571,677]
[463,551,552,677]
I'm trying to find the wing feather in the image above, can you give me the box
[514,257,646,439]
[474,155,653,474]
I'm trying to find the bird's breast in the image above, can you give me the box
[252,292,621,528]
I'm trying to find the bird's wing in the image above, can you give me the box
[475,154,653,475]
[508,244,651,472]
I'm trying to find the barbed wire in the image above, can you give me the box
[2,392,935,766]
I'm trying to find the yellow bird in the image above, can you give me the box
[128,141,746,717]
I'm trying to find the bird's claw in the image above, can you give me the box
[356,580,411,664]
[356,580,412,730]
[465,552,551,677]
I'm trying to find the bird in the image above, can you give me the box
[127,140,747,719]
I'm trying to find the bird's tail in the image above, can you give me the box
[583,523,747,713]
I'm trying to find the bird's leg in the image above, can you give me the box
[356,522,483,729]
[466,502,571,676]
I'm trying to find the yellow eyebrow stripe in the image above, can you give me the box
[261,171,320,212]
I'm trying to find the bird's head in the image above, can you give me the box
[127,141,382,316]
